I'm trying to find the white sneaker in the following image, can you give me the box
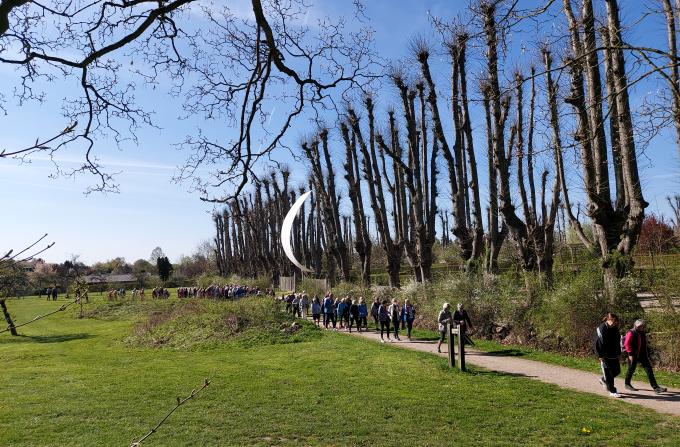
[380,339,385,343]
[609,392,622,398]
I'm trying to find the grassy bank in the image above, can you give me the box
[1,296,680,446]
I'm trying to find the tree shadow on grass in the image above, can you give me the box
[4,333,95,344]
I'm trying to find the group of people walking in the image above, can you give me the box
[177,284,263,299]
[280,292,419,339]
[43,287,58,301]
[594,313,667,397]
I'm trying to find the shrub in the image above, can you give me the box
[645,311,680,371]
[533,268,607,352]
[126,296,321,349]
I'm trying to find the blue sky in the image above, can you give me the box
[1,0,679,265]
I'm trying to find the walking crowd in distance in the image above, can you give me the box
[279,291,430,342]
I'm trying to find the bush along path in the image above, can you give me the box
[308,319,680,416]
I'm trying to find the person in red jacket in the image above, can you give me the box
[623,319,667,394]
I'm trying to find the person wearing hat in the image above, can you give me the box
[436,303,453,353]
[623,319,667,393]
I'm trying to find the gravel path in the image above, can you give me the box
[320,324,680,416]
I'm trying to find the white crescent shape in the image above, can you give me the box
[281,190,314,273]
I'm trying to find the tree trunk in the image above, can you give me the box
[1,299,17,336]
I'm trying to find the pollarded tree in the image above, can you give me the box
[559,0,648,298]
[340,122,373,285]
[348,98,405,287]
[302,130,351,283]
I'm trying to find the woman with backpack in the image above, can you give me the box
[400,299,416,340]
[623,319,667,394]
[378,299,391,343]
[594,313,623,398]
[388,298,401,341]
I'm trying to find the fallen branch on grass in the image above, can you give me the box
[0,298,80,335]
[130,378,211,447]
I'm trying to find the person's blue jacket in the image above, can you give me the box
[311,301,321,314]
[358,303,368,317]
[337,301,346,317]
[323,297,334,313]
[401,304,416,323]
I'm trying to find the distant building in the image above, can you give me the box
[83,273,141,285]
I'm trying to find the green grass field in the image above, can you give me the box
[2,296,680,446]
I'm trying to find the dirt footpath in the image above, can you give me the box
[325,324,680,416]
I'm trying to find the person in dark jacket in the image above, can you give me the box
[594,313,622,398]
[378,300,391,342]
[454,303,474,345]
[349,299,360,333]
[388,299,401,341]
[311,296,322,327]
[623,319,667,393]
[400,299,416,340]
[370,298,380,331]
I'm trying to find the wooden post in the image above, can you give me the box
[448,324,455,368]
[457,324,466,372]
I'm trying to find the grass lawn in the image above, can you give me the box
[1,296,680,446]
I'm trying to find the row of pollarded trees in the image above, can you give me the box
[213,170,342,284]
[213,0,676,300]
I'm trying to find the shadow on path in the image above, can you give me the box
[475,349,526,357]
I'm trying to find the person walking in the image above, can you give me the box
[371,298,380,331]
[51,288,58,301]
[358,297,368,330]
[594,313,623,398]
[343,297,351,328]
[454,303,474,345]
[623,319,667,394]
[291,294,300,318]
[378,299,391,343]
[323,294,336,329]
[299,294,309,319]
[311,296,322,327]
[436,303,453,353]
[388,299,401,341]
[46,288,52,301]
[349,299,360,333]
[400,299,416,340]
[337,298,346,329]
